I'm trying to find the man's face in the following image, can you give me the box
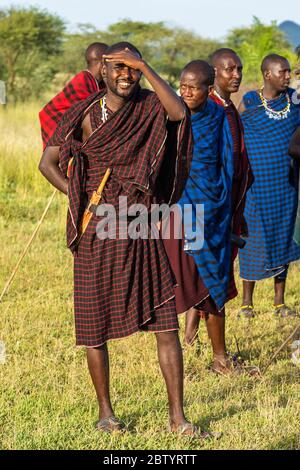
[266,60,291,92]
[214,55,243,94]
[179,71,209,113]
[102,59,141,100]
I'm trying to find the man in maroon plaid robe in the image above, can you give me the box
[39,42,108,149]
[38,42,204,435]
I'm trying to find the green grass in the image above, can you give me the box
[0,103,300,450]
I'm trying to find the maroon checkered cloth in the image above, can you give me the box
[39,70,102,149]
[47,88,193,347]
[209,93,253,260]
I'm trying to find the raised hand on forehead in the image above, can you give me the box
[102,48,144,71]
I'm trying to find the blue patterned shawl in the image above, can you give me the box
[178,99,234,309]
[239,88,300,280]
[294,168,300,246]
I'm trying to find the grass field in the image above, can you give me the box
[0,103,300,450]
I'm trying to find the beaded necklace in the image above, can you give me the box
[212,89,230,107]
[99,95,108,123]
[259,87,291,120]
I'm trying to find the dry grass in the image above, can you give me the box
[0,103,300,450]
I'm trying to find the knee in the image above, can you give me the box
[156,330,179,347]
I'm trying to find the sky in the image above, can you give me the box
[1,0,299,39]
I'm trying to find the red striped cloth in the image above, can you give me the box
[209,93,253,259]
[39,70,102,149]
[47,88,193,347]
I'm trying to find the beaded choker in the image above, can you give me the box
[259,87,291,120]
[99,96,108,123]
[212,89,230,107]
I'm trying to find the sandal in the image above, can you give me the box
[209,352,261,377]
[168,422,221,440]
[209,352,242,376]
[96,416,124,433]
[274,304,299,318]
[238,305,255,318]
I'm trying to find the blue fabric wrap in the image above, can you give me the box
[294,168,300,246]
[178,99,234,309]
[239,88,300,280]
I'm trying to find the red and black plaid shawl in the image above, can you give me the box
[39,70,103,149]
[209,93,253,258]
[47,87,193,347]
[49,87,193,253]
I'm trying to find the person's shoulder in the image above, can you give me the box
[242,90,260,109]
[139,88,157,102]
[69,70,86,81]
[208,97,225,113]
[61,92,99,123]
[136,88,163,111]
[63,70,90,90]
[207,98,225,120]
[287,87,297,96]
[243,89,259,100]
[287,87,300,104]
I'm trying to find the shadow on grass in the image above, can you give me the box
[265,366,300,386]
[266,434,300,450]
[197,402,257,430]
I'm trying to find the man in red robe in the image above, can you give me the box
[37,42,208,436]
[39,42,108,149]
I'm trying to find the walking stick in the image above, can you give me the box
[0,189,57,303]
[262,323,300,375]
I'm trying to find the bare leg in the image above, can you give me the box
[205,313,231,373]
[155,331,189,428]
[242,280,256,306]
[274,276,286,305]
[184,307,200,346]
[86,344,114,421]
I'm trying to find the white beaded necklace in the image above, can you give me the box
[100,95,108,123]
[259,87,291,121]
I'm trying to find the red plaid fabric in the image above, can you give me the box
[209,93,253,253]
[47,88,193,347]
[39,70,102,149]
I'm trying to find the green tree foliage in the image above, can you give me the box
[227,17,297,85]
[56,20,221,88]
[1,12,298,101]
[0,6,65,101]
[52,23,106,78]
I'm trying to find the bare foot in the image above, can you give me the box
[169,421,217,439]
[96,416,124,433]
[211,355,233,375]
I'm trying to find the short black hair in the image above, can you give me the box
[104,42,142,58]
[181,60,215,86]
[261,53,289,73]
[210,48,239,67]
[85,42,108,65]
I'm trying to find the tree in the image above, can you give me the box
[57,20,221,88]
[0,6,65,101]
[226,17,297,85]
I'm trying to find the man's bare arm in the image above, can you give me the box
[103,48,185,121]
[38,146,68,195]
[289,127,300,161]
